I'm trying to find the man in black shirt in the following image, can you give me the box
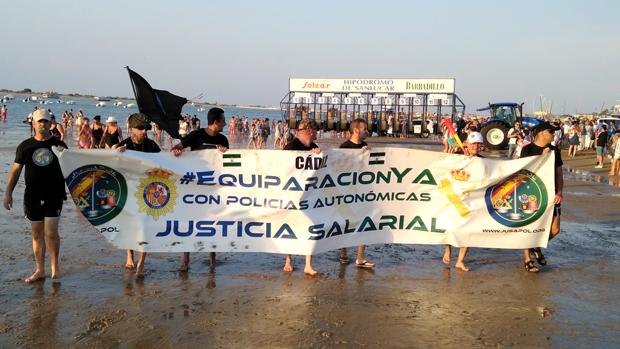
[4,109,68,283]
[172,107,229,153]
[171,107,229,271]
[519,122,563,272]
[191,115,201,131]
[283,119,321,276]
[113,113,161,277]
[595,124,608,168]
[338,119,375,269]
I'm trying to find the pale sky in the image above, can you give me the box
[1,0,618,113]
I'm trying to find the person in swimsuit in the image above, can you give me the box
[78,117,93,149]
[49,116,65,141]
[100,116,123,148]
[91,115,104,148]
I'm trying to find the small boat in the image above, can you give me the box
[94,96,111,102]
[197,107,205,112]
[96,101,107,107]
[31,96,39,101]
[125,103,136,108]
[3,94,14,100]
[65,100,75,105]
[22,98,30,102]
[113,101,123,107]
[43,92,59,99]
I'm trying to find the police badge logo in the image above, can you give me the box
[484,170,548,228]
[65,165,128,226]
[136,170,177,220]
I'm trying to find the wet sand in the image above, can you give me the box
[1,137,619,348]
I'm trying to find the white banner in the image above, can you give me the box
[56,148,555,254]
[290,78,455,93]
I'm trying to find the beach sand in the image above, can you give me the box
[0,138,619,348]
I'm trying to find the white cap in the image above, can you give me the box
[106,116,117,123]
[32,109,50,122]
[467,132,483,144]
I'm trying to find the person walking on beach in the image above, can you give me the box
[568,121,580,157]
[113,113,161,278]
[282,119,320,276]
[507,122,523,159]
[171,107,229,271]
[49,116,65,141]
[3,109,68,283]
[26,106,37,136]
[78,117,93,149]
[91,115,104,148]
[518,122,563,272]
[442,131,486,271]
[338,119,375,268]
[1,104,7,121]
[595,124,608,169]
[100,116,122,148]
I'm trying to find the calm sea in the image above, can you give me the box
[0,95,282,148]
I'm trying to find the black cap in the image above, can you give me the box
[531,121,561,138]
[207,107,225,125]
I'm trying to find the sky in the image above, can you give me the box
[1,0,619,113]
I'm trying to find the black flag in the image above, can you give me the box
[126,67,187,139]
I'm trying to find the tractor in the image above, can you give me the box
[477,102,543,150]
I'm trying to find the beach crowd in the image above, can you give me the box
[4,106,619,284]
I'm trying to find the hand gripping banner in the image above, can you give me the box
[55,147,555,254]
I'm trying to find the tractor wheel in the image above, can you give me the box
[481,122,509,150]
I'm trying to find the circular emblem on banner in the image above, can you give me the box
[65,165,128,226]
[32,148,54,167]
[485,170,548,228]
[136,170,177,220]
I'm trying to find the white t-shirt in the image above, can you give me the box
[508,128,518,144]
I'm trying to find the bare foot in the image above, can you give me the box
[455,262,470,272]
[304,266,318,276]
[124,263,135,270]
[283,255,293,272]
[25,271,46,284]
[442,250,451,265]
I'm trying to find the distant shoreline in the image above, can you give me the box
[1,89,279,110]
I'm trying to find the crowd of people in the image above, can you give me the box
[6,105,614,283]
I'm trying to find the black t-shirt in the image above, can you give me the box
[181,129,229,151]
[339,140,368,149]
[284,137,318,151]
[520,143,563,168]
[15,137,68,199]
[596,131,608,147]
[117,137,161,153]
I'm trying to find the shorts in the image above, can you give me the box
[596,146,605,156]
[23,195,63,221]
[553,203,561,217]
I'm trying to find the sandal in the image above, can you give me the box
[530,248,547,266]
[355,260,375,268]
[524,260,539,273]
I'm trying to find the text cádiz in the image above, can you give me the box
[156,215,446,240]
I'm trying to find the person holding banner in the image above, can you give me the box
[171,107,229,272]
[442,131,485,272]
[518,122,563,273]
[4,109,68,283]
[338,119,375,269]
[283,119,320,276]
[113,113,161,278]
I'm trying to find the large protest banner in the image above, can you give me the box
[56,147,555,254]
